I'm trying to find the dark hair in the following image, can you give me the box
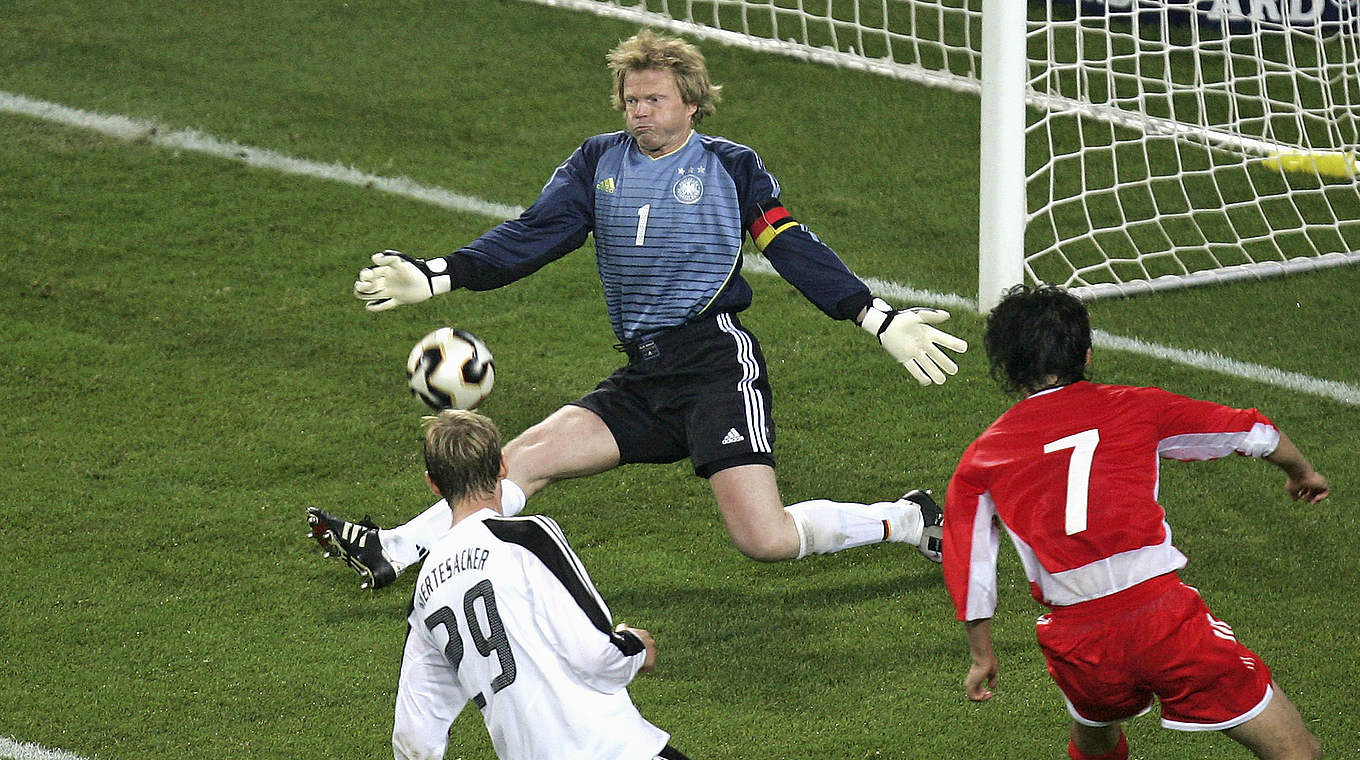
[983,284,1091,395]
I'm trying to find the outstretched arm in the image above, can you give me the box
[354,139,601,312]
[1154,391,1330,505]
[856,298,968,386]
[748,202,968,385]
[1265,431,1330,504]
[354,250,450,311]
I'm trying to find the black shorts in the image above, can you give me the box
[571,312,776,478]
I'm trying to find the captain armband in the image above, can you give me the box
[747,202,801,252]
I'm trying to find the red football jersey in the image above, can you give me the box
[944,382,1279,621]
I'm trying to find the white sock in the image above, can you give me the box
[785,498,923,558]
[500,479,527,516]
[377,479,528,575]
[378,499,453,574]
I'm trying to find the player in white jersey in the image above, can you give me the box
[392,408,689,760]
[309,28,965,590]
[943,285,1327,760]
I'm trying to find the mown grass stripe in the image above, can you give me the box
[4,89,1357,407]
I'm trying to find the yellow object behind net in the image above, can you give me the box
[1264,151,1358,180]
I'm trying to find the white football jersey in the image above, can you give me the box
[393,509,670,760]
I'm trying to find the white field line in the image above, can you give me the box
[0,737,93,760]
[0,91,522,220]
[4,90,1358,407]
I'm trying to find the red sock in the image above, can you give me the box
[1068,732,1128,760]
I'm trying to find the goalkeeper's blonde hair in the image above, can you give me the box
[607,28,721,124]
[422,409,502,504]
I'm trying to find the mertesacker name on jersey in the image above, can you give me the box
[415,546,491,608]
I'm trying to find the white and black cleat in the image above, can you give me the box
[307,507,398,590]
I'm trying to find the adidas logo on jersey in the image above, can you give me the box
[721,428,745,445]
[596,177,616,194]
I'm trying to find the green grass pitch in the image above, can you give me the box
[2,1,1357,758]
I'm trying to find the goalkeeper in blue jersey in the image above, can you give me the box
[309,28,968,590]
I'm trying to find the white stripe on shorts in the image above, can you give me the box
[716,313,770,453]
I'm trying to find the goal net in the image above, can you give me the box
[518,0,1360,310]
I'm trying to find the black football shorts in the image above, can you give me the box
[572,312,776,478]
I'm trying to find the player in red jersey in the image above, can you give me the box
[943,285,1329,760]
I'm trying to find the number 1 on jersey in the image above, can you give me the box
[1043,428,1099,535]
[635,203,651,245]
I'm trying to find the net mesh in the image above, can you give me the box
[1026,2,1360,298]
[521,0,1360,298]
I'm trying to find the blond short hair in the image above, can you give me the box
[422,409,502,503]
[607,28,721,124]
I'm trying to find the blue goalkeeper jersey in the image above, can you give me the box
[442,130,871,343]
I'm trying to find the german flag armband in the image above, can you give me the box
[747,200,800,252]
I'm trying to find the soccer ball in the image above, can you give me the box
[406,328,495,411]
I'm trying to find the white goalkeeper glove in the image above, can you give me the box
[859,297,968,386]
[353,250,455,312]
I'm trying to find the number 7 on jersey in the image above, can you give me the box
[1043,428,1100,536]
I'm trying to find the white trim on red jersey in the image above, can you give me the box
[1001,519,1187,607]
[944,382,1278,621]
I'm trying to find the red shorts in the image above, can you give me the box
[1036,574,1273,731]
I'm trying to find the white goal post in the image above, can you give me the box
[517,0,1360,311]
